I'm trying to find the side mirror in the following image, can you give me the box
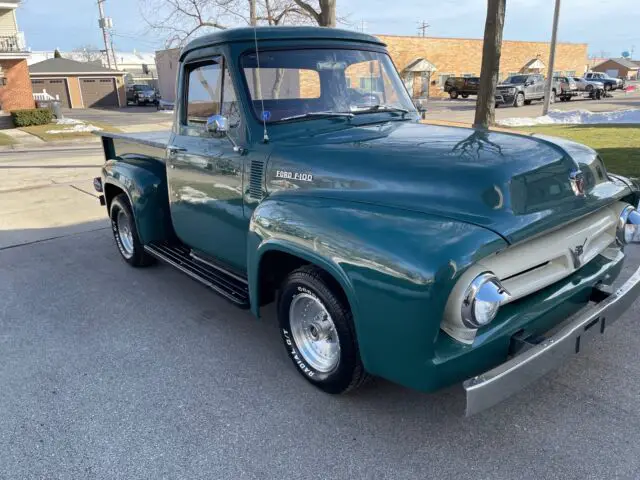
[206,115,228,138]
[525,80,533,86]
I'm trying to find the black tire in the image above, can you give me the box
[565,96,572,101]
[524,99,532,105]
[461,93,469,98]
[278,266,369,394]
[514,93,525,107]
[449,89,459,99]
[109,194,155,267]
[586,84,593,92]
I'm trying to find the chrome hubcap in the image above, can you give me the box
[289,293,340,373]
[117,210,134,258]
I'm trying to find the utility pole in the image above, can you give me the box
[249,0,257,25]
[417,21,429,37]
[542,0,561,116]
[97,0,115,69]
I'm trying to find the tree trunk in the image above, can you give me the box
[318,0,336,27]
[473,0,506,129]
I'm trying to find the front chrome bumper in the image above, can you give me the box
[464,262,640,416]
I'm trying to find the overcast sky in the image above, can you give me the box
[18,0,639,58]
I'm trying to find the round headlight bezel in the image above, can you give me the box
[617,205,640,245]
[461,273,511,329]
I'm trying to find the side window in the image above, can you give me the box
[185,58,222,125]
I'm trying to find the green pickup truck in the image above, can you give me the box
[94,27,640,415]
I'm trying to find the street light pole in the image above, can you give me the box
[542,0,561,115]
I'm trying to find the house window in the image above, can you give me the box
[462,73,476,78]
[32,79,44,84]
[438,73,454,86]
[100,79,112,83]
[565,70,576,77]
[0,77,6,86]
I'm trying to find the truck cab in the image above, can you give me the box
[95,27,640,416]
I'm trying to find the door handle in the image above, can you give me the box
[167,145,187,155]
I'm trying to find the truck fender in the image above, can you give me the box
[246,196,507,382]
[102,155,173,245]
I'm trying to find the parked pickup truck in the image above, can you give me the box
[94,27,640,416]
[585,72,625,91]
[495,74,571,107]
[444,76,480,99]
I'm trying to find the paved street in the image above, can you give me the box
[424,88,640,123]
[2,146,640,479]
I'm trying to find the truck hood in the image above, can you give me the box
[265,122,630,244]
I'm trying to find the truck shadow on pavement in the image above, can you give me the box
[3,222,640,478]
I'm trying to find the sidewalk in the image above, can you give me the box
[0,121,172,152]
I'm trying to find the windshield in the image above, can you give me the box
[502,75,529,84]
[241,48,415,123]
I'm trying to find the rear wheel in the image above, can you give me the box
[461,93,469,98]
[278,266,369,394]
[605,84,612,91]
[524,99,532,105]
[449,89,459,99]
[109,194,154,267]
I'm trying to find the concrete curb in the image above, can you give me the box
[0,140,102,153]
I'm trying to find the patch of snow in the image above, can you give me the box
[160,110,175,114]
[46,124,104,134]
[54,118,84,125]
[497,109,640,127]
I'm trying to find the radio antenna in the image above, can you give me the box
[253,27,269,143]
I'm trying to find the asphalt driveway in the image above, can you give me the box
[2,147,640,478]
[62,107,174,127]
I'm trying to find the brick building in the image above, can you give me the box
[379,35,588,99]
[591,57,638,80]
[0,0,34,111]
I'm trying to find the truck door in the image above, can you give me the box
[166,55,248,272]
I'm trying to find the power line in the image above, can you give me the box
[417,21,429,37]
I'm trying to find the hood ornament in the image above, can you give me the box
[569,170,586,197]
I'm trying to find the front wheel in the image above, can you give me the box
[514,93,525,107]
[461,93,469,98]
[605,84,612,91]
[110,194,155,267]
[449,89,459,99]
[278,266,369,394]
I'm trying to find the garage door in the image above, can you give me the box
[31,78,71,108]
[80,78,119,108]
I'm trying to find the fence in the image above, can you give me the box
[33,90,59,102]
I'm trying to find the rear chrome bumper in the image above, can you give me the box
[464,261,640,416]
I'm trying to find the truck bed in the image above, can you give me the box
[97,130,171,163]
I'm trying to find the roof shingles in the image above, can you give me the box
[29,58,125,75]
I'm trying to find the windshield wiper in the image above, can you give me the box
[280,111,354,121]
[353,104,410,117]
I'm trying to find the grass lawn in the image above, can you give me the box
[20,121,120,142]
[520,124,640,179]
[0,132,17,146]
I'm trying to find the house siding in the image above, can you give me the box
[0,9,17,36]
[0,58,34,110]
[592,59,638,80]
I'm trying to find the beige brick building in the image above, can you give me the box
[379,35,588,99]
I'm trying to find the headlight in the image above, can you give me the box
[618,205,640,244]
[461,273,511,328]
[509,87,516,93]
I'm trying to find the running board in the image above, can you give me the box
[144,242,250,308]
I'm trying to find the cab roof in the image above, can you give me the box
[182,26,385,58]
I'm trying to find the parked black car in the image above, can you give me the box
[444,76,480,99]
[126,84,159,106]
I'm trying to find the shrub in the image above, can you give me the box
[11,108,54,127]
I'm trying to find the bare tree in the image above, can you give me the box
[72,45,105,63]
[141,0,314,47]
[473,0,506,129]
[292,0,335,26]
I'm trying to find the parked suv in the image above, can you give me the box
[444,76,480,99]
[584,72,624,91]
[126,84,159,106]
